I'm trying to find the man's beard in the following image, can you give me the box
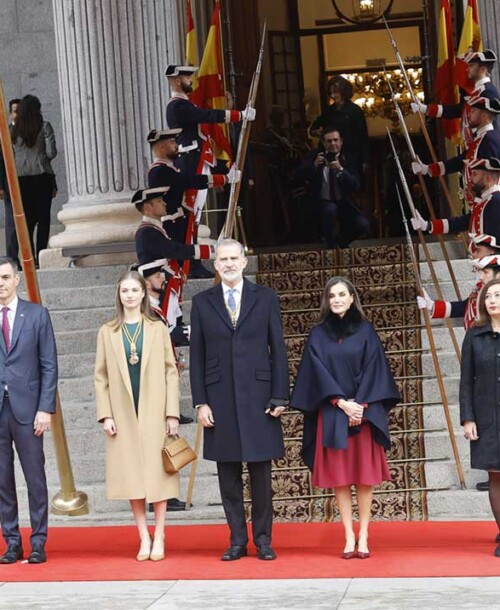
[180,81,193,94]
[472,182,484,196]
[167,150,179,159]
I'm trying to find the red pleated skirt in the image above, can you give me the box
[312,410,391,488]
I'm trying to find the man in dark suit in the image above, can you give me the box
[297,127,369,248]
[190,239,289,561]
[0,257,58,564]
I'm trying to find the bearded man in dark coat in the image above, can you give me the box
[189,239,289,562]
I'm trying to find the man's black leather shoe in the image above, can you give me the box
[28,545,46,564]
[221,545,247,561]
[496,533,500,544]
[179,414,194,424]
[0,544,23,564]
[167,498,186,511]
[476,480,489,491]
[257,545,277,560]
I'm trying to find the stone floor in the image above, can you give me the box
[1,578,500,609]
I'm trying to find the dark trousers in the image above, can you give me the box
[217,460,273,547]
[0,397,48,547]
[3,196,19,265]
[18,173,54,262]
[318,199,370,248]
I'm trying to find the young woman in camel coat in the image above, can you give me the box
[95,270,180,561]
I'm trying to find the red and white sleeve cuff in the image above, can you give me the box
[427,104,443,118]
[432,300,451,319]
[208,174,226,188]
[194,244,214,260]
[428,218,449,234]
[429,162,445,177]
[225,110,241,123]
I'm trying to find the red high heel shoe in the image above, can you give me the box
[341,541,357,560]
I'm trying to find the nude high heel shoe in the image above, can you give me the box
[150,537,165,561]
[136,536,152,561]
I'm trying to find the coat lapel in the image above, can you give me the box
[109,325,134,404]
[140,319,154,383]
[208,284,234,330]
[9,299,27,353]
[236,280,258,328]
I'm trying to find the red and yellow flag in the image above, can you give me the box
[185,0,198,88]
[435,0,460,143]
[455,0,483,93]
[190,0,232,162]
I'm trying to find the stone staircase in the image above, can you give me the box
[13,239,492,526]
[419,244,491,519]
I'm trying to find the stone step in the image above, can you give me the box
[58,353,96,379]
[418,239,467,262]
[51,307,114,331]
[421,324,466,352]
[423,429,471,462]
[419,259,475,282]
[55,329,99,355]
[424,458,484,490]
[421,350,460,377]
[426,489,492,520]
[422,402,460,431]
[423,375,460,403]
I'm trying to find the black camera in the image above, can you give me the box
[325,151,337,163]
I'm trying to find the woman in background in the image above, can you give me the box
[11,95,57,263]
[95,270,180,561]
[460,278,500,557]
[291,277,399,559]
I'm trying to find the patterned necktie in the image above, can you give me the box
[2,307,10,352]
[227,288,237,312]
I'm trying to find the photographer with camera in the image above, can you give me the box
[297,127,369,248]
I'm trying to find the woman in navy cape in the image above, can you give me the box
[291,277,400,559]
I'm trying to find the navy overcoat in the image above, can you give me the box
[460,323,500,470]
[189,279,289,462]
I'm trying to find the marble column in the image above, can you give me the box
[46,0,185,259]
[479,1,500,87]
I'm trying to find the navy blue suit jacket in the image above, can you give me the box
[0,298,58,424]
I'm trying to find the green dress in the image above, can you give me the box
[122,321,144,414]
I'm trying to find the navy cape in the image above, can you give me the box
[290,321,400,471]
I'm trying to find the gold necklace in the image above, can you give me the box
[122,319,143,365]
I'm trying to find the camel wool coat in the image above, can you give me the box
[95,318,180,502]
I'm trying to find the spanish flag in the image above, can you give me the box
[455,0,483,93]
[190,0,232,162]
[435,0,460,143]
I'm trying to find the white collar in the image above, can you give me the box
[480,184,500,200]
[148,294,160,309]
[476,123,494,137]
[475,76,491,89]
[222,279,244,294]
[153,156,177,170]
[171,91,189,100]
[1,295,18,314]
[141,215,163,229]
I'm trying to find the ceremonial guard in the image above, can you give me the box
[412,50,499,145]
[412,92,500,205]
[418,232,500,329]
[411,157,500,250]
[147,128,239,258]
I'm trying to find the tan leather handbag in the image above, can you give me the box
[162,434,197,473]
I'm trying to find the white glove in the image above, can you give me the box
[411,101,427,114]
[416,288,434,312]
[241,106,256,122]
[411,157,429,175]
[227,164,242,184]
[410,209,429,232]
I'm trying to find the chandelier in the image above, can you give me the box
[331,0,393,25]
[340,67,424,125]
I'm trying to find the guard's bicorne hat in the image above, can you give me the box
[165,65,198,77]
[131,187,169,209]
[472,254,500,271]
[473,232,500,252]
[466,90,500,114]
[147,128,182,143]
[467,157,500,172]
[137,259,167,278]
[464,49,497,65]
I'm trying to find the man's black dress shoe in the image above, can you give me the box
[189,262,215,279]
[221,545,247,561]
[179,414,194,424]
[167,498,186,511]
[28,544,46,564]
[476,480,489,491]
[496,533,500,544]
[0,544,23,564]
[257,545,277,561]
[495,544,500,558]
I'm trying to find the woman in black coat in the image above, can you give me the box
[460,278,500,557]
[291,277,399,559]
